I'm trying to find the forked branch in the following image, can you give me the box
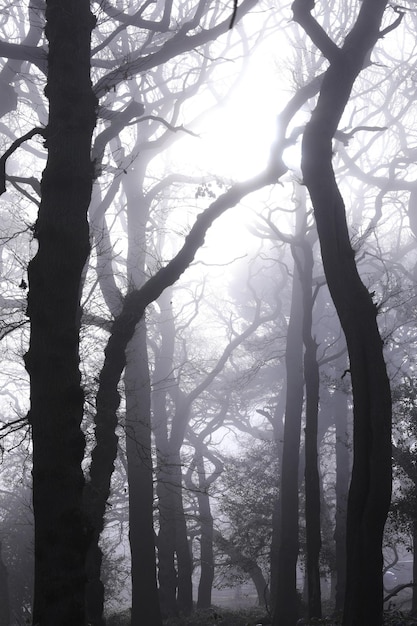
[0,127,45,196]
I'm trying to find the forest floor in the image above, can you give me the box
[107,606,417,625]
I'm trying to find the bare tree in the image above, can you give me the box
[288,1,402,624]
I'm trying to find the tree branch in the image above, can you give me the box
[0,127,45,195]
[379,8,405,38]
[134,115,200,137]
[384,582,416,604]
[291,0,341,63]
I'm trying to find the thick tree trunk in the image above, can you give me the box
[24,2,97,624]
[272,259,304,626]
[125,323,162,626]
[296,3,393,623]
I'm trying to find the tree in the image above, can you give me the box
[2,2,417,625]
[290,1,398,623]
[23,2,97,623]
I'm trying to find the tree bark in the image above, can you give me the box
[294,2,393,623]
[294,236,322,622]
[125,323,162,626]
[412,520,417,615]
[24,1,97,624]
[334,384,349,613]
[0,541,10,626]
[214,530,270,607]
[272,257,304,626]
[156,453,179,617]
[195,455,215,609]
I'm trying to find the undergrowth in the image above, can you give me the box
[106,606,417,626]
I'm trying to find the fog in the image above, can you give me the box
[0,2,416,626]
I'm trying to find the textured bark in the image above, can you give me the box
[294,2,393,623]
[272,260,304,626]
[24,1,97,624]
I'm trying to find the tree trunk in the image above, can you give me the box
[296,3,393,623]
[214,530,270,607]
[0,542,10,626]
[196,456,215,609]
[334,384,349,613]
[250,564,271,607]
[412,520,417,615]
[272,257,304,626]
[295,236,322,622]
[173,452,194,615]
[125,323,162,626]
[156,454,178,617]
[269,379,285,612]
[156,450,193,616]
[24,1,97,623]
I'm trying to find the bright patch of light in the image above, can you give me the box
[170,42,286,181]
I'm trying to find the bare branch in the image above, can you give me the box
[0,127,45,196]
[291,0,341,63]
[229,0,239,29]
[334,125,388,146]
[379,8,405,37]
[134,115,200,137]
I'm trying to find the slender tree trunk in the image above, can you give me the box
[295,237,322,622]
[173,452,193,615]
[412,520,417,615]
[0,542,10,626]
[122,159,162,625]
[195,456,215,609]
[334,385,349,613]
[153,291,179,617]
[295,3,393,623]
[269,390,285,612]
[272,258,304,626]
[156,450,193,616]
[25,2,97,623]
[125,323,162,626]
[214,530,270,607]
[156,454,178,617]
[250,564,271,607]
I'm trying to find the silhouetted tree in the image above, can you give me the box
[291,1,399,623]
